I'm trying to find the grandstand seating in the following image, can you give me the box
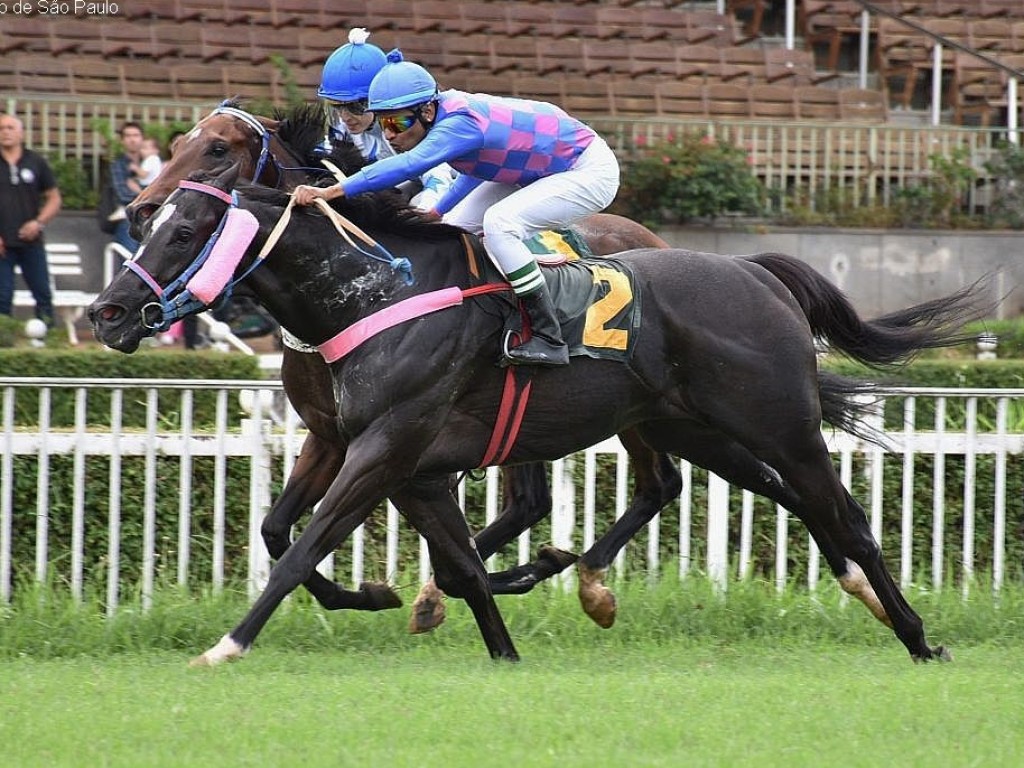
[3,0,1016,132]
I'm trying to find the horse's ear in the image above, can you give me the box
[212,162,242,192]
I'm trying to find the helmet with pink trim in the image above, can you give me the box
[318,28,387,102]
[367,49,438,111]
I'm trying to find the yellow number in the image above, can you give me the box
[582,265,631,351]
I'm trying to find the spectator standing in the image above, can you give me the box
[0,112,61,327]
[109,121,144,254]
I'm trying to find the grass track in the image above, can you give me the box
[3,580,1024,767]
[3,643,1023,767]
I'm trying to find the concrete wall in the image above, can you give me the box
[659,226,1024,319]
[49,212,1023,319]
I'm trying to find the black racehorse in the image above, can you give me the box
[127,102,686,630]
[91,164,984,665]
[126,103,976,633]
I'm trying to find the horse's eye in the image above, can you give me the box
[209,143,228,158]
[174,227,193,244]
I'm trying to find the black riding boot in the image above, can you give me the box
[505,287,570,367]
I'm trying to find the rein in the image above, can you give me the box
[123,180,416,330]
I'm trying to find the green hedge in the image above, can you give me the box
[4,356,1023,599]
[0,348,262,428]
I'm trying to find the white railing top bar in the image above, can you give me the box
[3,378,1022,399]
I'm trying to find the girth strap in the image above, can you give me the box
[478,366,534,468]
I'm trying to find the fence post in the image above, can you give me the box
[242,397,273,600]
[706,473,729,590]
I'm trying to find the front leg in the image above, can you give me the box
[261,432,400,612]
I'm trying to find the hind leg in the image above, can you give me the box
[749,427,946,661]
[576,430,682,628]
[639,420,941,659]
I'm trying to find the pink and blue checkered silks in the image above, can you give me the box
[341,90,596,215]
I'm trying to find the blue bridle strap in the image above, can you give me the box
[125,181,240,331]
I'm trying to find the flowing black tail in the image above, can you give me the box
[747,252,990,368]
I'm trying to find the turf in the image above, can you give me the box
[2,580,1024,767]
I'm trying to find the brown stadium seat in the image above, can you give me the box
[124,0,196,22]
[838,88,889,122]
[146,22,205,61]
[640,8,693,43]
[47,18,105,57]
[748,83,798,119]
[705,82,752,118]
[297,29,343,68]
[561,77,614,117]
[410,1,462,34]
[441,34,494,73]
[171,64,229,102]
[764,46,836,85]
[123,62,176,100]
[535,38,586,76]
[630,42,691,80]
[101,21,160,59]
[223,64,283,104]
[490,37,539,75]
[794,85,841,121]
[15,57,73,96]
[582,40,635,78]
[968,19,1017,52]
[512,76,566,106]
[595,6,667,41]
[548,6,601,40]
[317,0,369,30]
[677,44,726,81]
[611,78,658,116]
[72,60,127,100]
[685,9,739,45]
[719,46,768,83]
[655,81,708,117]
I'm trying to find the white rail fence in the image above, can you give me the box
[1,378,1021,613]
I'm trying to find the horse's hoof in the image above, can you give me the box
[537,544,580,571]
[409,581,446,634]
[577,564,617,629]
[360,581,403,610]
[912,645,953,664]
[189,634,246,668]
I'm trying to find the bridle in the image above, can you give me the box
[122,179,414,332]
[207,102,337,189]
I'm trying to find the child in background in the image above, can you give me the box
[136,137,163,188]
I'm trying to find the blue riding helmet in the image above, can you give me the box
[367,49,438,111]
[317,28,388,102]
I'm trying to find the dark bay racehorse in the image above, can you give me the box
[127,103,976,633]
[127,102,685,629]
[91,164,984,664]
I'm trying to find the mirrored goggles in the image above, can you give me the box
[378,111,419,135]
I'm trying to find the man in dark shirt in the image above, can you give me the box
[109,121,143,254]
[0,112,62,326]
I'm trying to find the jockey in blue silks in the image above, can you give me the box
[317,29,455,212]
[296,50,621,367]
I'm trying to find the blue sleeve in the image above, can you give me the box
[342,113,482,198]
[110,156,136,204]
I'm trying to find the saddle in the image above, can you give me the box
[465,233,641,363]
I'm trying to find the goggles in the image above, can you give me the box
[326,99,369,119]
[378,110,420,135]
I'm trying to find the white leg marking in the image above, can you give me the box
[189,634,247,667]
[838,559,893,628]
